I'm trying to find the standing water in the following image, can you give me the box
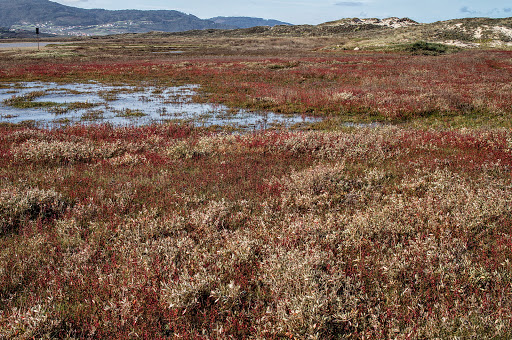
[0,82,321,129]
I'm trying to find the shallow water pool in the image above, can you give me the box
[0,82,320,129]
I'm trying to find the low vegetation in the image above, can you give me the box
[3,90,100,115]
[2,46,512,127]
[387,41,460,55]
[0,123,511,338]
[0,32,511,338]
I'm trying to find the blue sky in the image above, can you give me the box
[53,0,512,25]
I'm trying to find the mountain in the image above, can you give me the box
[0,0,288,36]
[208,17,291,29]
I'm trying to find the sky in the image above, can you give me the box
[52,0,512,25]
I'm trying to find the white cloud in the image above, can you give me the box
[460,5,508,16]
[460,6,476,14]
[335,1,365,6]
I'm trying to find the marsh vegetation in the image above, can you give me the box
[0,34,511,338]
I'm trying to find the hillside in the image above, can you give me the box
[328,16,512,50]
[208,16,291,29]
[319,17,419,28]
[171,16,512,50]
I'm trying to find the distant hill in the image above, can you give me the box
[173,17,417,37]
[173,16,512,50]
[208,17,291,29]
[319,17,419,28]
[326,16,512,50]
[0,0,289,36]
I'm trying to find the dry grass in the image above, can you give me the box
[0,123,511,338]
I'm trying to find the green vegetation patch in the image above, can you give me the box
[395,41,460,55]
[3,91,100,114]
[81,109,105,121]
[3,91,47,108]
[114,108,147,118]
